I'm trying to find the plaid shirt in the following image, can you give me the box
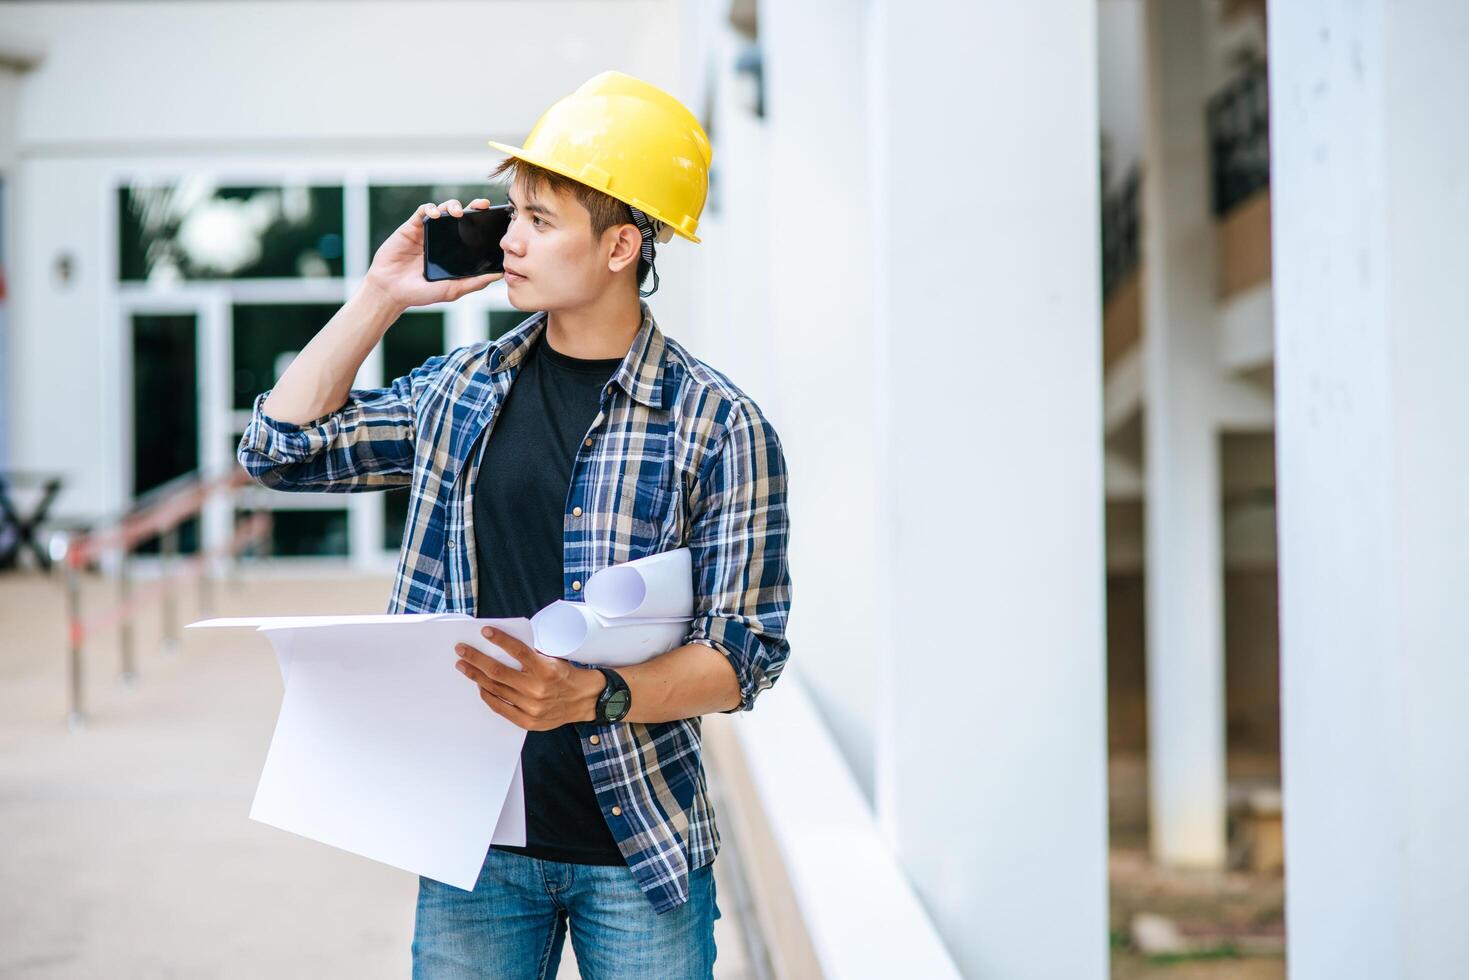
[237,301,792,914]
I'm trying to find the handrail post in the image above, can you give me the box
[62,534,86,731]
[224,498,243,589]
[260,510,274,563]
[159,524,180,656]
[196,482,216,614]
[118,545,137,685]
[197,540,215,616]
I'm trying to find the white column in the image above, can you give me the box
[198,291,233,576]
[868,3,1109,977]
[758,0,880,797]
[343,177,384,570]
[1140,0,1227,869]
[1270,3,1469,976]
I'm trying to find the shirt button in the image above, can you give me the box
[606,385,614,395]
[572,506,583,517]
[611,805,622,817]
[584,438,593,448]
[571,580,582,592]
[589,734,600,745]
[446,540,456,550]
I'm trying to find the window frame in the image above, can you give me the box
[107,162,518,571]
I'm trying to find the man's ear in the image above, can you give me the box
[605,224,642,275]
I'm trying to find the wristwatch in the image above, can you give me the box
[593,667,632,723]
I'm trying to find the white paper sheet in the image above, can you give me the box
[583,548,694,620]
[492,760,525,847]
[199,615,534,888]
[184,547,697,882]
[188,614,456,629]
[531,600,691,667]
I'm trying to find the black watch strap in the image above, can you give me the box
[594,667,632,723]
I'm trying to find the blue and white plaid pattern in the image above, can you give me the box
[237,301,792,913]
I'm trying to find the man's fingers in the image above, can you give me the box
[438,198,464,217]
[447,271,503,300]
[479,626,541,671]
[457,657,525,701]
[456,642,518,679]
[481,687,540,730]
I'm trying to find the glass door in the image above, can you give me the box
[117,290,231,560]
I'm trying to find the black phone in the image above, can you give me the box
[422,205,512,281]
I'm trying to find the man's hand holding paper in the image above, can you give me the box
[455,625,605,731]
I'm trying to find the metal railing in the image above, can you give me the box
[1208,60,1271,217]
[1102,164,1142,305]
[54,468,272,730]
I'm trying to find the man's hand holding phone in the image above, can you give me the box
[363,198,503,312]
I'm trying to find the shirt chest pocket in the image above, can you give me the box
[618,476,684,557]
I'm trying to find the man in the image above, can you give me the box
[236,71,792,978]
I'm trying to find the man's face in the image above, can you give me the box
[499,176,615,312]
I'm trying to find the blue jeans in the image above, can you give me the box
[412,848,720,979]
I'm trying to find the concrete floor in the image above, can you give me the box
[0,567,755,979]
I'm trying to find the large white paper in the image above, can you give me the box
[191,615,534,888]
[583,547,694,620]
[492,760,525,848]
[185,547,698,884]
[188,614,455,629]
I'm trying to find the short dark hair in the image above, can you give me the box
[489,157,650,288]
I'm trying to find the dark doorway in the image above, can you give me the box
[131,312,200,552]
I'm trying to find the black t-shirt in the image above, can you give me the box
[473,330,627,866]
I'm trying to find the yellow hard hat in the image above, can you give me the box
[487,71,712,244]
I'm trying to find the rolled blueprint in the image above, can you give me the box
[583,547,694,620]
[532,600,691,668]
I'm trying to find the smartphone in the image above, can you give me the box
[422,205,512,281]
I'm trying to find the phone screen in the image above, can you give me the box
[422,205,512,281]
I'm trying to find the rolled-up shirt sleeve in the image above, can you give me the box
[236,354,448,493]
[683,400,792,713]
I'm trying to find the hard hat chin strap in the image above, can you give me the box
[627,205,662,298]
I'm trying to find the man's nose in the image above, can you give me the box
[501,225,525,256]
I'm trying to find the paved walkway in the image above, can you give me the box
[0,568,757,979]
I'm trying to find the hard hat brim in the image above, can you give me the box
[487,140,703,244]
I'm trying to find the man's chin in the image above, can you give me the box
[505,281,533,311]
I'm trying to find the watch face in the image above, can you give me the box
[605,689,630,720]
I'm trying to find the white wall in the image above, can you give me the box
[0,66,22,471]
[1271,1,1469,976]
[0,2,679,149]
[0,0,688,520]
[756,0,880,800]
[868,2,1109,976]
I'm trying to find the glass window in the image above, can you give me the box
[379,312,444,553]
[131,312,201,555]
[232,303,341,410]
[119,181,344,283]
[384,489,413,552]
[132,313,199,495]
[383,311,445,383]
[242,507,350,557]
[489,309,527,340]
[368,183,508,260]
